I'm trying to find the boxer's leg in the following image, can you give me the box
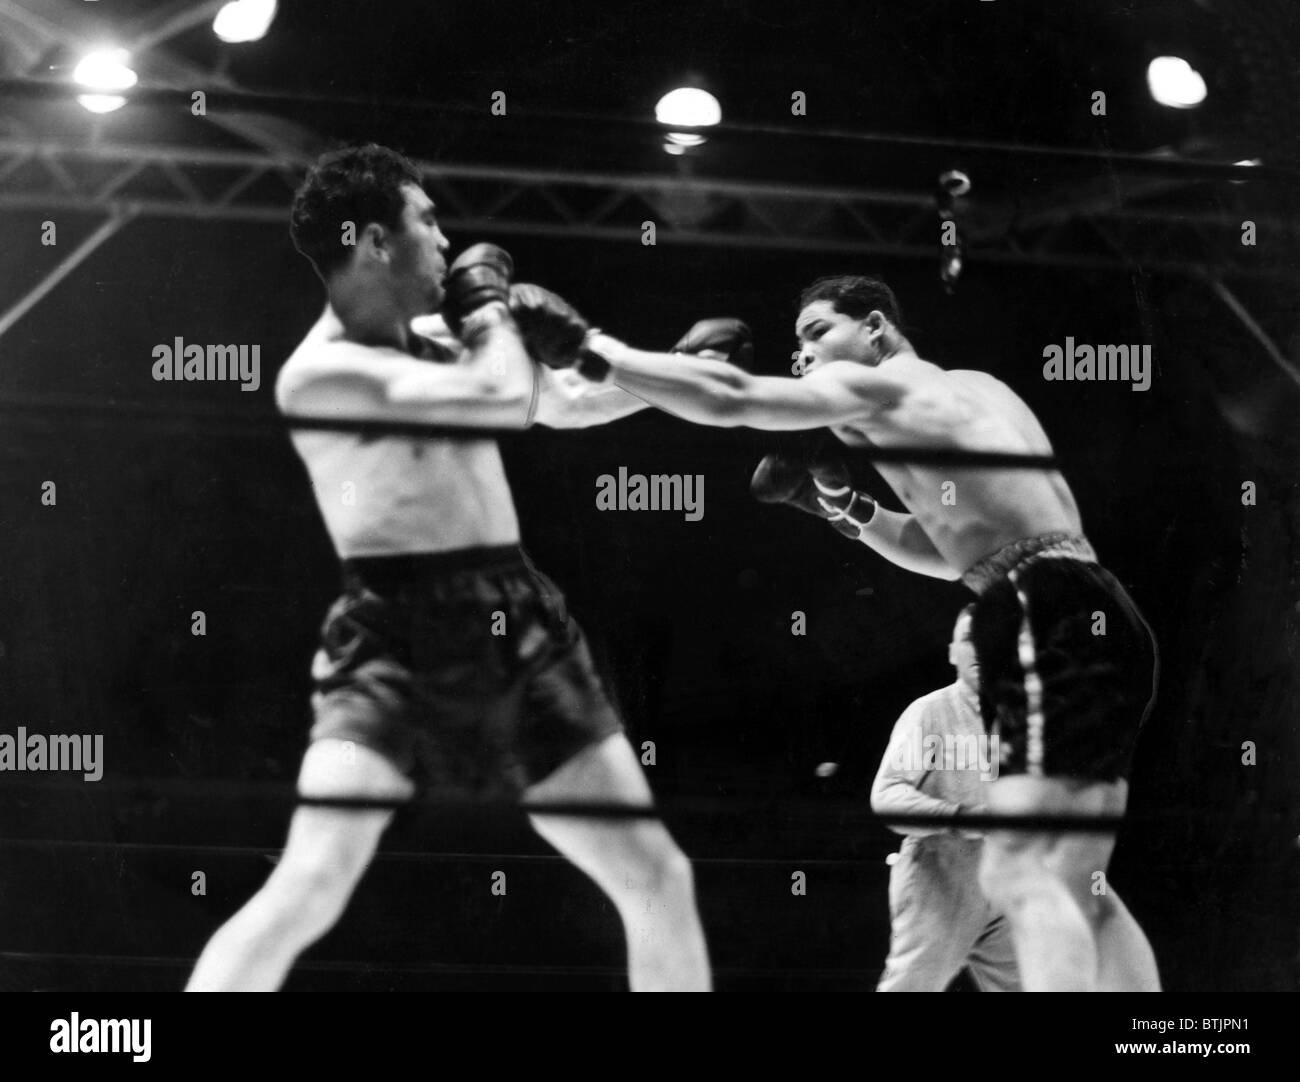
[1095,887,1161,991]
[186,739,413,991]
[976,775,1126,992]
[525,733,711,991]
[966,911,1021,991]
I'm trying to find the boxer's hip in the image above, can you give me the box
[960,531,1099,596]
[967,552,1158,780]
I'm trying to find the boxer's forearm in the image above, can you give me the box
[532,364,651,428]
[603,345,748,426]
[457,307,537,416]
[539,382,650,428]
[563,383,651,426]
[856,506,961,581]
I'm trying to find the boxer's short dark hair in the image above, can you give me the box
[799,275,904,329]
[290,144,424,278]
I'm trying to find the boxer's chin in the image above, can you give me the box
[425,282,445,315]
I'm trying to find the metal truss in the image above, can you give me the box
[2,137,1296,285]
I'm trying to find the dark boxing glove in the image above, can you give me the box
[671,317,754,370]
[750,452,877,541]
[508,283,611,382]
[508,283,589,367]
[442,243,514,339]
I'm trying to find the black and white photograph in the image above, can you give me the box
[0,0,1297,1055]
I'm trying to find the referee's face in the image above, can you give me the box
[949,611,979,691]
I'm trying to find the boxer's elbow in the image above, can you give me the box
[916,557,963,582]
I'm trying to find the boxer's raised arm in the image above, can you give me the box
[276,320,535,430]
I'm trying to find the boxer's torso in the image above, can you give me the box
[277,308,521,559]
[830,362,1082,573]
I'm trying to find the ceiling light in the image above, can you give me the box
[213,0,278,44]
[73,49,137,92]
[1147,56,1207,109]
[655,87,722,127]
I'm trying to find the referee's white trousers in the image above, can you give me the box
[877,835,1020,992]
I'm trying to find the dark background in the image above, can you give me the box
[0,0,1297,991]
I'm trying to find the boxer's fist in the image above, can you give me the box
[671,317,754,370]
[805,455,853,500]
[751,451,876,540]
[750,453,824,515]
[442,243,514,338]
[508,283,590,369]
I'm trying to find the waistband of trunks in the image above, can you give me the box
[960,532,1098,595]
[341,544,527,592]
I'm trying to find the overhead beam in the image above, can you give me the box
[1,138,1295,281]
[0,211,133,340]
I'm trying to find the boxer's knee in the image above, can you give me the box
[1084,884,1121,930]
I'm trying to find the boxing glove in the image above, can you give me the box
[508,283,590,368]
[442,243,514,339]
[671,317,754,371]
[508,283,611,382]
[750,452,876,540]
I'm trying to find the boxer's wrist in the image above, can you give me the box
[847,491,877,527]
[576,330,614,384]
[585,331,631,368]
[814,487,877,536]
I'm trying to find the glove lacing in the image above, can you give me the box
[812,477,875,540]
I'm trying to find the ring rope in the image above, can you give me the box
[0,394,1061,470]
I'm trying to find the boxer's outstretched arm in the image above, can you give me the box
[855,505,961,580]
[532,365,650,428]
[594,338,906,430]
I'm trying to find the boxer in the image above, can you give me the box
[185,144,710,991]
[578,274,1160,991]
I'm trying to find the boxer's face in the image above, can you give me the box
[794,301,883,372]
[386,182,451,315]
[949,611,980,691]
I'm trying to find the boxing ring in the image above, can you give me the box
[1,0,1298,997]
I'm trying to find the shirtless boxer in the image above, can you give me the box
[580,274,1160,991]
[185,144,710,991]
